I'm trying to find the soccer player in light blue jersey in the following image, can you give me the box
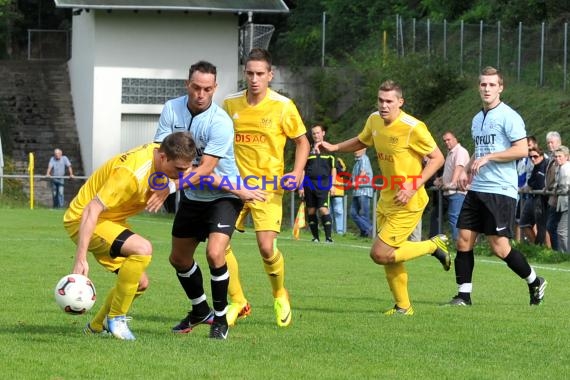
[151,61,264,340]
[446,66,547,306]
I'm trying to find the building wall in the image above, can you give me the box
[69,10,240,173]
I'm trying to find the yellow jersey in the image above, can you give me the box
[358,111,437,213]
[64,143,158,223]
[223,88,307,193]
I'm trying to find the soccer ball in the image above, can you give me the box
[54,274,96,315]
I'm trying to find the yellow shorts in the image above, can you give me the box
[64,219,129,273]
[376,208,423,248]
[235,192,283,233]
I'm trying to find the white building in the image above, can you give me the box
[54,0,289,173]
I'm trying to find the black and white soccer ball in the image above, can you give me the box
[54,274,96,315]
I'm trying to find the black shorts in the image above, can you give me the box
[457,191,516,238]
[303,187,330,209]
[172,196,243,242]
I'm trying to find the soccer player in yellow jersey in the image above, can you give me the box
[317,80,451,315]
[63,132,196,339]
[223,48,310,327]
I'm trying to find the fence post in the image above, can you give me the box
[562,22,568,91]
[28,152,34,210]
[321,11,326,68]
[443,19,447,62]
[479,20,483,70]
[540,22,545,87]
[460,20,464,75]
[518,22,522,82]
[497,20,501,68]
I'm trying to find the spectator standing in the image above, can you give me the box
[434,132,470,240]
[351,148,374,237]
[520,147,548,244]
[552,146,570,252]
[331,157,348,235]
[545,131,562,250]
[46,148,74,208]
[299,125,336,243]
[446,66,547,307]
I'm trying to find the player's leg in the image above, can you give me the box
[373,209,450,269]
[104,231,152,340]
[445,191,483,306]
[484,193,547,305]
[226,204,251,325]
[204,198,242,339]
[170,199,212,333]
[225,245,251,326]
[318,191,333,242]
[305,188,320,242]
[250,193,291,327]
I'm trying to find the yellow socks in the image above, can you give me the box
[225,245,247,305]
[108,255,151,317]
[263,249,286,298]
[393,240,436,262]
[384,263,411,309]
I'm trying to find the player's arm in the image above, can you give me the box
[394,146,444,206]
[316,136,367,154]
[330,164,337,196]
[471,138,528,175]
[283,134,310,191]
[72,197,105,277]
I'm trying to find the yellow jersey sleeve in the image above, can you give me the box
[96,166,140,210]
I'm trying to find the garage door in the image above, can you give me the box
[120,114,160,152]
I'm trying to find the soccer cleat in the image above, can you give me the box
[529,277,548,305]
[105,315,136,340]
[383,304,415,316]
[445,295,472,306]
[430,234,451,271]
[209,320,229,340]
[226,302,252,327]
[172,309,214,334]
[325,238,334,243]
[311,238,320,243]
[83,322,109,336]
[274,292,292,327]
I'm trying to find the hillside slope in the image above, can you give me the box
[425,83,570,152]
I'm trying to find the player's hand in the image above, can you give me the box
[233,188,266,203]
[72,258,89,277]
[282,170,303,191]
[457,170,470,191]
[393,182,417,206]
[470,156,490,176]
[146,187,170,213]
[314,141,337,154]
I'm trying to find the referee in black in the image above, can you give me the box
[299,125,336,243]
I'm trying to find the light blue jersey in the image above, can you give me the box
[470,102,526,199]
[154,95,239,201]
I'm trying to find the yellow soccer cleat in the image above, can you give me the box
[430,234,451,271]
[226,302,251,327]
[383,304,415,316]
[274,292,292,327]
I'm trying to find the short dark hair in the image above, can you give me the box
[188,61,217,80]
[159,132,196,163]
[246,48,272,70]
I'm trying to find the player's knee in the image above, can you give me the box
[370,250,390,265]
[136,239,153,256]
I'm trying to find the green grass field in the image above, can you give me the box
[1,208,569,379]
